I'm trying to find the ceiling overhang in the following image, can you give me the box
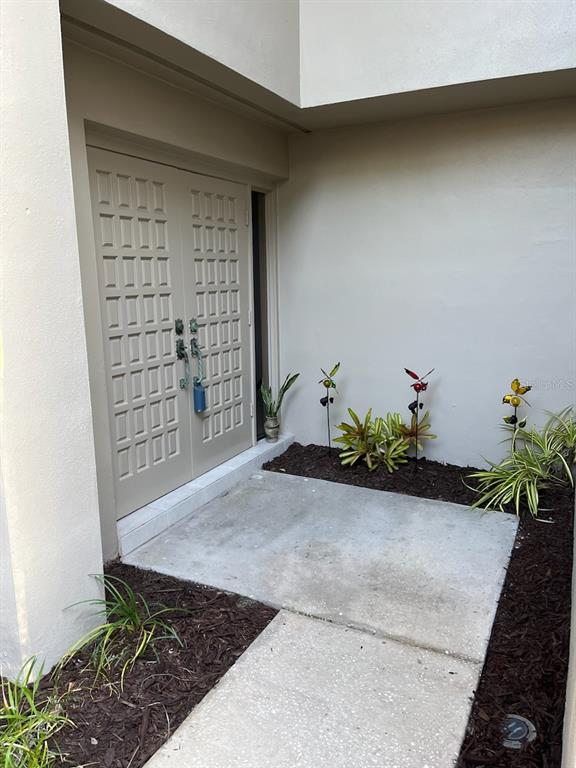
[60,0,576,134]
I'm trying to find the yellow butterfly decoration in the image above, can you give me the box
[502,377,531,426]
[511,378,532,396]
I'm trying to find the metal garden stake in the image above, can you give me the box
[404,367,435,468]
[502,377,531,452]
[319,363,340,455]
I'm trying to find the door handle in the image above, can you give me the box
[176,338,189,390]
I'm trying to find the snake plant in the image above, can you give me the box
[260,373,300,418]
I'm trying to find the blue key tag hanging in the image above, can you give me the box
[193,377,206,413]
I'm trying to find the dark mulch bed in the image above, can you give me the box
[264,440,481,505]
[265,442,574,768]
[45,563,277,768]
[457,490,573,768]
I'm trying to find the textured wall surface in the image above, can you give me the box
[0,0,103,677]
[105,0,301,103]
[278,99,576,467]
[300,0,576,105]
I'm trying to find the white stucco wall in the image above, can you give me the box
[300,0,576,106]
[63,42,289,181]
[104,0,300,103]
[0,0,103,677]
[277,99,576,467]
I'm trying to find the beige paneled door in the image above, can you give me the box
[88,148,253,518]
[180,174,252,475]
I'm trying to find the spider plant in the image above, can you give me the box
[469,426,573,517]
[59,575,184,689]
[545,406,576,465]
[1,658,71,768]
[260,373,300,418]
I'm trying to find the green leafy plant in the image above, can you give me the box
[335,408,409,473]
[373,425,410,473]
[260,373,300,418]
[469,425,573,517]
[0,658,71,768]
[59,575,184,689]
[397,410,437,452]
[335,408,378,470]
[545,406,576,465]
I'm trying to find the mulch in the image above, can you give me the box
[45,565,277,768]
[263,440,481,505]
[264,442,574,768]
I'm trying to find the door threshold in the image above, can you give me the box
[118,435,294,556]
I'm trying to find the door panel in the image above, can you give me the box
[88,148,193,518]
[180,174,253,475]
[88,148,254,519]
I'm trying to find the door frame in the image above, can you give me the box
[76,122,281,539]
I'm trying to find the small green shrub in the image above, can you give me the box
[396,410,437,452]
[59,575,184,689]
[0,658,71,768]
[335,408,409,473]
[469,424,573,517]
[335,408,378,470]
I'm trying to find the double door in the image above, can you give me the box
[88,148,253,518]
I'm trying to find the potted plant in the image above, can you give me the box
[260,373,300,442]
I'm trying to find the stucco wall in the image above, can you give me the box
[104,0,300,103]
[277,99,576,467]
[0,0,103,677]
[300,0,576,106]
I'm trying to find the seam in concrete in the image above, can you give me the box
[274,604,484,667]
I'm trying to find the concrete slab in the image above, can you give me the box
[126,471,517,661]
[145,611,480,768]
[118,435,294,555]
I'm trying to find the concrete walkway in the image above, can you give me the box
[125,471,518,767]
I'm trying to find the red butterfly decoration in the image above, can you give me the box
[404,367,435,393]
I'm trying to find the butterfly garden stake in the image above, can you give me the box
[404,367,435,468]
[319,363,340,455]
[503,377,532,451]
